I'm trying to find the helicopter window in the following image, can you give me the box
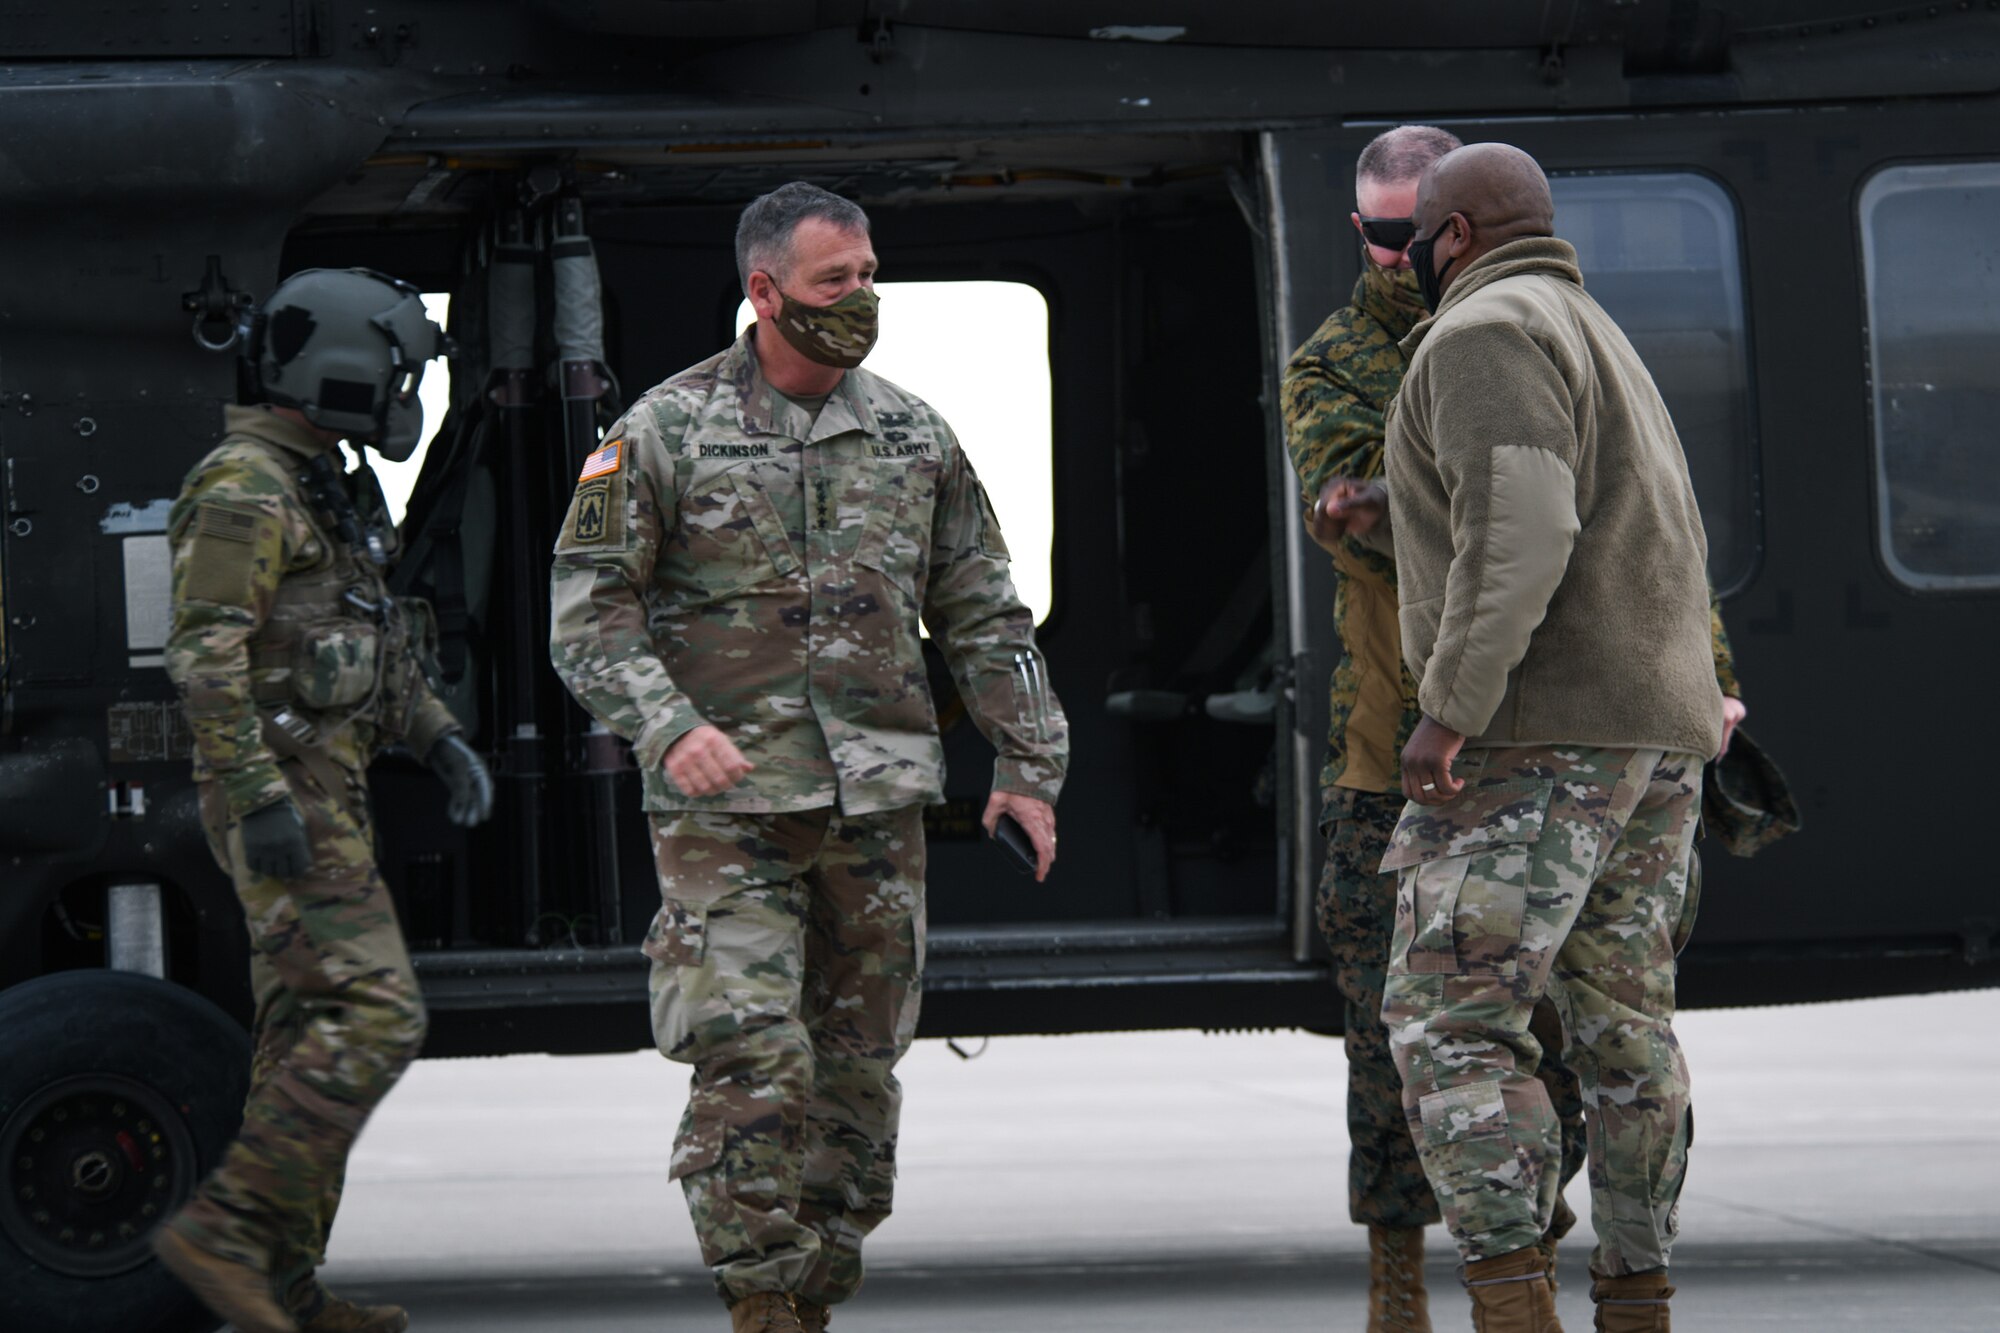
[736,280,1054,623]
[365,292,453,525]
[1551,172,1760,593]
[1860,162,2000,593]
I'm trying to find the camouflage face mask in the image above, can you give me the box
[770,283,880,369]
[1369,261,1429,321]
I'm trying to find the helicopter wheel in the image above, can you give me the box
[0,970,249,1333]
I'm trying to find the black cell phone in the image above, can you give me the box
[990,813,1037,876]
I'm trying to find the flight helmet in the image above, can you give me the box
[239,268,447,461]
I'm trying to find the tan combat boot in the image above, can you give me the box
[1462,1246,1564,1333]
[1366,1225,1433,1332]
[1590,1272,1673,1332]
[296,1288,411,1333]
[794,1297,832,1331]
[151,1227,299,1333]
[729,1291,806,1333]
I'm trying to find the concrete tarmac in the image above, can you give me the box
[320,988,2000,1330]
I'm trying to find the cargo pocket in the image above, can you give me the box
[855,504,919,595]
[971,481,1009,561]
[681,466,795,599]
[1395,856,1473,974]
[646,898,713,1062]
[1418,1078,1509,1149]
[1383,776,1552,977]
[641,899,709,968]
[1672,847,1702,958]
[291,620,381,709]
[668,1114,724,1182]
[731,470,800,579]
[854,473,933,601]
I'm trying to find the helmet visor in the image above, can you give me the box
[369,285,444,411]
[365,279,443,458]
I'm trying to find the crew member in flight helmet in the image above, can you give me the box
[154,268,492,1333]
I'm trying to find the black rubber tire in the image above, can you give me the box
[0,970,249,1333]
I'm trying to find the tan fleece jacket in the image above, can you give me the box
[1382,237,1723,759]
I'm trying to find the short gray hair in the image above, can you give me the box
[1356,125,1463,190]
[735,182,871,293]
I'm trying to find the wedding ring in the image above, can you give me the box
[1420,782,1438,792]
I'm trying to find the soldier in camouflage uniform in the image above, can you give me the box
[1282,128,1747,1333]
[549,182,1065,1333]
[1282,126,1575,1333]
[156,270,493,1333]
[1327,142,1730,1331]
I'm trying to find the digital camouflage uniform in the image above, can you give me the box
[163,405,458,1309]
[1281,265,1431,826]
[1282,265,1590,1232]
[550,331,1066,1307]
[1378,744,1702,1276]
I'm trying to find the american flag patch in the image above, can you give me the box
[195,504,259,543]
[578,440,622,481]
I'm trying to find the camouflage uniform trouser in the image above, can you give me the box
[1321,791,1588,1231]
[176,764,427,1301]
[648,805,925,1308]
[1381,745,1701,1275]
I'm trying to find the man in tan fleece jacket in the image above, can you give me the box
[1326,144,1717,1333]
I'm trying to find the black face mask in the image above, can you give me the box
[1407,218,1458,312]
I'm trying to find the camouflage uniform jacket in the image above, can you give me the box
[165,405,461,821]
[1282,267,1744,829]
[1281,264,1430,827]
[549,331,1067,816]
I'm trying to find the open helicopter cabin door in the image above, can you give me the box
[284,139,1339,1051]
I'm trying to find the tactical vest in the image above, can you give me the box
[239,440,433,774]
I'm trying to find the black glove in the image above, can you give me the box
[240,801,312,880]
[425,732,493,827]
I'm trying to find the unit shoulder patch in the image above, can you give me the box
[557,472,626,551]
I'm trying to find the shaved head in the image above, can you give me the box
[1357,124,1462,190]
[1414,143,1554,241]
[1408,143,1556,304]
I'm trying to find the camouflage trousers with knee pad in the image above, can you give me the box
[1321,790,1587,1231]
[174,764,427,1291]
[1380,745,1701,1275]
[648,805,925,1307]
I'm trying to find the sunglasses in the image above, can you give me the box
[1358,216,1417,251]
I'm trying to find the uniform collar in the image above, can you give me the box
[1399,236,1584,357]
[725,328,879,444]
[222,403,339,459]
